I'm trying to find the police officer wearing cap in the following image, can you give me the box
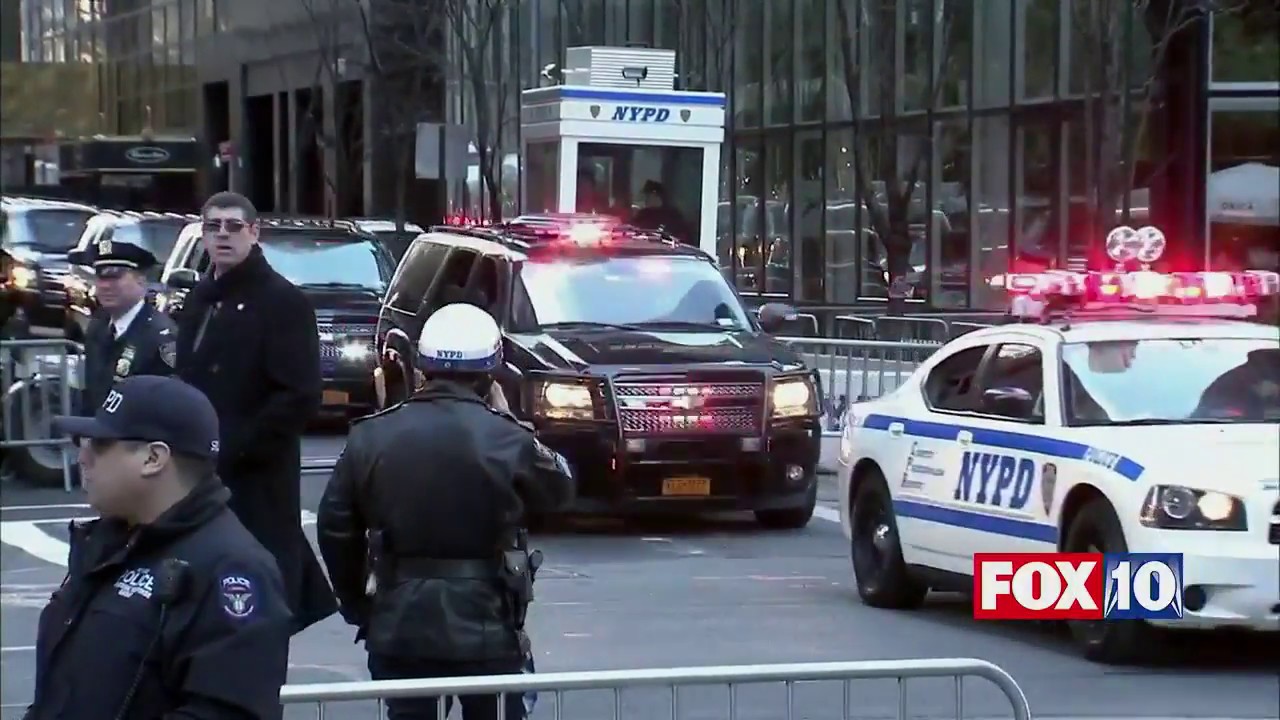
[71,236,177,415]
[26,376,292,720]
[317,304,575,720]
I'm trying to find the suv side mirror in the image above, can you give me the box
[757,302,799,334]
[166,268,199,290]
[982,386,1036,418]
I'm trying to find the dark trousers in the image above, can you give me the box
[367,655,527,720]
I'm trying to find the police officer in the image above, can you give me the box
[28,375,293,720]
[317,304,574,720]
[71,236,176,415]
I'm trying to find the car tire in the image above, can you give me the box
[1063,498,1158,664]
[849,468,927,609]
[7,380,78,488]
[754,482,817,530]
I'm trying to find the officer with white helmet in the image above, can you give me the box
[316,303,573,720]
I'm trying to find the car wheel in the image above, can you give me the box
[7,379,78,488]
[850,468,927,609]
[1063,498,1157,664]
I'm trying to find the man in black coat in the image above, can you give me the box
[30,375,292,720]
[70,237,176,414]
[175,191,337,634]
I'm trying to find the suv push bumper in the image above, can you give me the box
[538,419,821,514]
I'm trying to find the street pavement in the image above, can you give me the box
[2,435,1277,720]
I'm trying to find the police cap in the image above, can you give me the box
[71,235,159,278]
[53,375,220,459]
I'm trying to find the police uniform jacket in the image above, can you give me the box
[316,380,575,662]
[26,482,291,720]
[174,245,337,633]
[81,302,176,415]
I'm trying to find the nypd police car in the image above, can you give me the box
[836,226,1280,663]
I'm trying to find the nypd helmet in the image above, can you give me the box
[416,303,502,374]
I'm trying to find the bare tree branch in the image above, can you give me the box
[1071,0,1250,240]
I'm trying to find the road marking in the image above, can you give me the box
[1,511,320,567]
[0,522,69,566]
[0,503,90,511]
[813,505,840,524]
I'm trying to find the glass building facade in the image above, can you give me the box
[486,0,1277,310]
[13,0,208,138]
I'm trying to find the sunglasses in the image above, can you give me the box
[202,218,251,233]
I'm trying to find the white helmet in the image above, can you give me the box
[416,303,502,374]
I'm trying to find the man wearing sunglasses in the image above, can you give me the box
[175,191,338,635]
[26,375,292,720]
[69,236,177,415]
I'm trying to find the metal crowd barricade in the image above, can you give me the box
[279,658,1032,720]
[777,337,942,433]
[1,338,82,491]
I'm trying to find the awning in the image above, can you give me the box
[58,136,200,175]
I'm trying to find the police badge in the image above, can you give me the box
[115,346,136,378]
[160,341,176,368]
[97,238,112,255]
[1041,463,1058,515]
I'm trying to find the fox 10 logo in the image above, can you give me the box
[973,553,1184,620]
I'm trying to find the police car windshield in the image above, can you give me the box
[1062,339,1280,426]
[260,236,393,291]
[519,256,752,330]
[6,209,94,251]
[112,222,183,266]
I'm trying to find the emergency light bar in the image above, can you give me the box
[990,225,1280,317]
[503,213,678,248]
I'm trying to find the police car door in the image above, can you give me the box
[935,334,1058,562]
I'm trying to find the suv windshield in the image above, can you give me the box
[260,236,393,291]
[519,255,752,330]
[112,221,184,268]
[6,208,94,251]
[1062,338,1280,425]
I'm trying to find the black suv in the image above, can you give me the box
[375,214,823,528]
[159,217,397,416]
[1,196,98,332]
[64,210,196,340]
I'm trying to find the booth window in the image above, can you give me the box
[577,142,704,245]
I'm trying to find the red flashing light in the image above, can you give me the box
[991,269,1280,313]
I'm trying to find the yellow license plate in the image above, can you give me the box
[662,476,711,496]
[322,390,349,405]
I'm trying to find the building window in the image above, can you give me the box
[1212,6,1280,84]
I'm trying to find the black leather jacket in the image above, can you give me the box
[316,380,574,661]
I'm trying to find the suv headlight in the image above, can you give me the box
[533,380,595,420]
[771,377,817,418]
[1139,485,1247,531]
[13,265,38,289]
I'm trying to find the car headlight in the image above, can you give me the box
[340,342,371,362]
[12,265,37,289]
[1139,485,1247,531]
[535,381,595,420]
[771,378,816,418]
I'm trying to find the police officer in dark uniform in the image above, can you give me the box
[70,236,177,415]
[28,375,293,720]
[317,303,574,720]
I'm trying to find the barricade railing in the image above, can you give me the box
[831,314,999,343]
[1,338,82,491]
[279,658,1032,720]
[777,337,942,433]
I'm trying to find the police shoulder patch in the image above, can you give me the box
[219,573,257,620]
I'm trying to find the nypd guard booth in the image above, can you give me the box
[519,47,726,256]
